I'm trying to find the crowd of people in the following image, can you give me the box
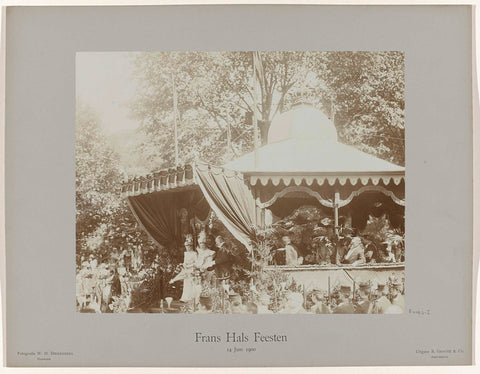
[76,253,126,313]
[76,226,405,313]
[168,230,405,314]
[76,249,161,313]
[193,277,405,314]
[272,227,404,267]
[309,279,405,314]
[75,229,239,313]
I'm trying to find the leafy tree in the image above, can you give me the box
[76,104,123,245]
[130,51,405,171]
[313,52,405,165]
[76,103,160,265]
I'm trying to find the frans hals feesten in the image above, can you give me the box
[195,332,287,343]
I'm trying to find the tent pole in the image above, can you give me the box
[352,280,356,303]
[252,185,258,227]
[334,191,340,235]
[328,276,331,299]
[172,73,179,168]
[221,280,225,314]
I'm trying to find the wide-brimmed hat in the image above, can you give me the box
[391,281,402,289]
[229,294,243,308]
[311,290,326,300]
[229,293,242,302]
[340,285,351,293]
[341,227,355,236]
[358,282,370,291]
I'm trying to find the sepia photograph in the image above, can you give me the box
[75,51,405,314]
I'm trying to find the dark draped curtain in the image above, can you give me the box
[346,192,405,231]
[193,163,257,249]
[128,188,209,252]
[269,197,332,218]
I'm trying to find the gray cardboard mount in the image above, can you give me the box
[4,5,473,367]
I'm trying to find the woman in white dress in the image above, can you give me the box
[195,231,216,270]
[170,236,199,303]
[194,231,216,297]
[277,236,302,266]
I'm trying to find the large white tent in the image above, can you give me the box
[124,103,405,252]
[225,103,404,186]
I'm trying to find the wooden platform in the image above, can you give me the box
[264,263,405,291]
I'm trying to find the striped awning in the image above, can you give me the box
[122,164,405,198]
[122,164,196,197]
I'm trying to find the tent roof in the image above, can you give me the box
[225,103,404,178]
[124,104,404,195]
[224,138,405,175]
[267,104,338,144]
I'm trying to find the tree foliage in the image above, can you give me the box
[130,51,404,170]
[76,104,123,242]
[76,104,160,265]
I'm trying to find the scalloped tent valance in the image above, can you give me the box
[249,174,404,187]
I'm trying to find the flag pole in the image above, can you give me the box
[252,52,259,168]
[172,73,179,168]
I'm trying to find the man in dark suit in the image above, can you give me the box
[335,235,350,265]
[355,282,372,313]
[332,285,355,314]
[208,236,235,279]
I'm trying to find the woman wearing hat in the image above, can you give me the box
[378,241,396,263]
[195,231,216,270]
[192,231,216,299]
[390,281,405,311]
[371,283,391,314]
[343,232,366,266]
[169,235,200,303]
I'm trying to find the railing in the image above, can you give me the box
[264,262,405,271]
